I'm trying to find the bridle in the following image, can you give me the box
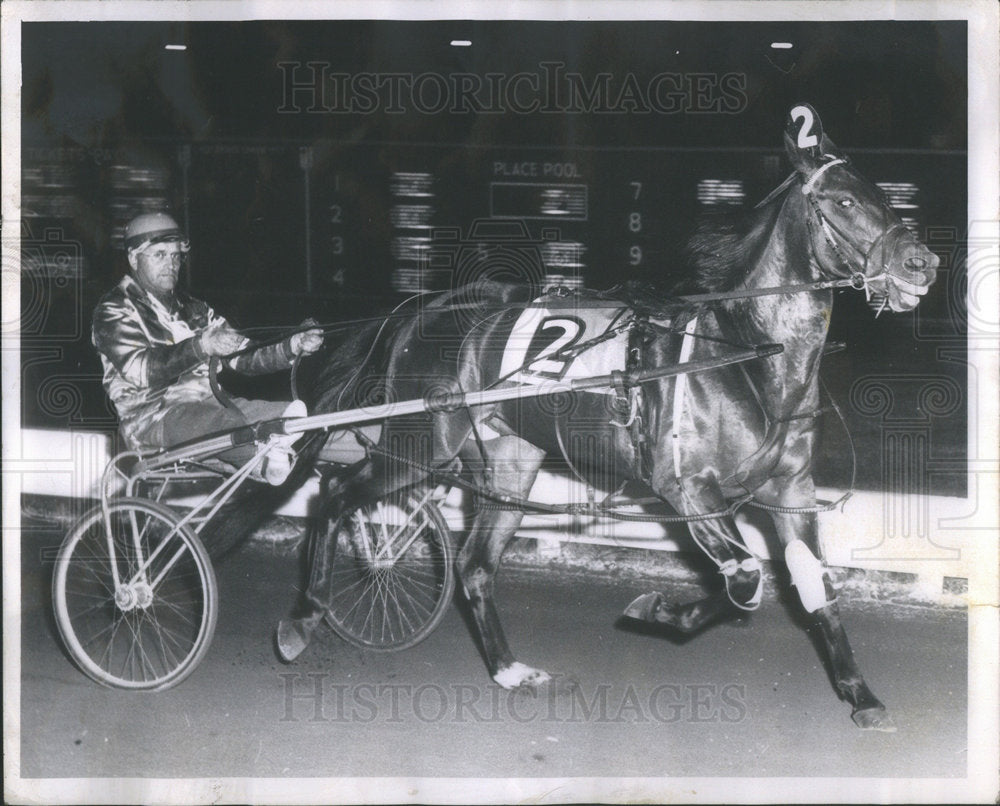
[676,159,912,307]
[798,156,917,314]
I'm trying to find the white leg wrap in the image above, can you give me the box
[493,662,552,689]
[785,539,834,613]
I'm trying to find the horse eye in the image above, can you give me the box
[838,198,855,208]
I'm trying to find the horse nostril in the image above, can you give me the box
[904,256,926,270]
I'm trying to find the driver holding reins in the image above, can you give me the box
[93,212,324,484]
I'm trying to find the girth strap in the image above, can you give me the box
[671,315,699,480]
[624,320,648,482]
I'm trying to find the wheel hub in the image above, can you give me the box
[133,581,154,609]
[114,582,154,611]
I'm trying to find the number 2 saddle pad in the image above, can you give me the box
[499,298,633,393]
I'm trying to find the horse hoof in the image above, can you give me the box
[275,617,316,662]
[493,661,552,690]
[724,571,762,612]
[623,592,663,622]
[851,706,897,732]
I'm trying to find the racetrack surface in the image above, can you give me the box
[20,524,966,782]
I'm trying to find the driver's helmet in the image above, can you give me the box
[124,212,190,256]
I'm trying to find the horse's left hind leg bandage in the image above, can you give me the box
[785,539,835,613]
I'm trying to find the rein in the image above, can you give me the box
[218,200,892,362]
[229,272,870,351]
[675,275,863,304]
[213,158,876,521]
[221,154,904,361]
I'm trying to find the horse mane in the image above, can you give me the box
[679,181,790,294]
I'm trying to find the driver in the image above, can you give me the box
[92,212,324,484]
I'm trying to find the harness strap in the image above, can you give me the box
[800,158,846,194]
[554,412,598,492]
[625,321,649,483]
[806,195,894,303]
[676,276,856,304]
[671,315,699,480]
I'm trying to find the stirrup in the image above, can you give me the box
[262,449,297,485]
[253,400,308,485]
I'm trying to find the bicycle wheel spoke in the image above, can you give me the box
[332,570,380,626]
[377,570,396,644]
[94,613,126,670]
[385,569,435,621]
[121,609,160,682]
[140,607,186,672]
[389,563,445,595]
[152,595,203,629]
[323,494,453,650]
[54,499,218,690]
[383,571,421,633]
[360,573,383,641]
[79,614,123,650]
[63,595,117,623]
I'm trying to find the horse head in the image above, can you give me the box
[784,103,939,312]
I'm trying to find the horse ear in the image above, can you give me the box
[784,103,827,173]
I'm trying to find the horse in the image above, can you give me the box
[283,103,939,731]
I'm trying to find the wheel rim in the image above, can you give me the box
[54,501,216,690]
[325,494,452,649]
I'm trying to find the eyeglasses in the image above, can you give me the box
[143,248,187,265]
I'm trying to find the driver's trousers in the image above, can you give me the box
[136,396,372,466]
[143,396,293,464]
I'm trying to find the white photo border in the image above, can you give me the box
[3,1,997,803]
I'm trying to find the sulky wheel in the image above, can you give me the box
[323,490,454,651]
[52,498,218,691]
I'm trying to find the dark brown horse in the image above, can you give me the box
[287,104,938,730]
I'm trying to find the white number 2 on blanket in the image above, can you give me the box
[527,317,584,378]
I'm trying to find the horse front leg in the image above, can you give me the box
[761,479,895,732]
[457,434,548,689]
[625,473,763,633]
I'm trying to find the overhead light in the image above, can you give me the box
[165,44,187,51]
[770,42,793,49]
[450,40,472,47]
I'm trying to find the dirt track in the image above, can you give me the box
[18,518,967,783]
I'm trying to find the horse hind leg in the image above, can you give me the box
[456,434,549,690]
[277,455,416,662]
[275,462,374,661]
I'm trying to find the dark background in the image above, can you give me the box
[19,19,969,492]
